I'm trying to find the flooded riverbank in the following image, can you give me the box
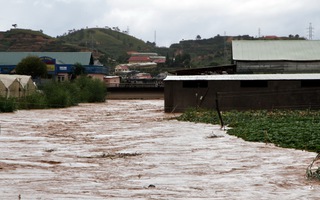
[0,100,318,199]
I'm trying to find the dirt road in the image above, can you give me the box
[0,100,319,199]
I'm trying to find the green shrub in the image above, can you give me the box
[0,97,16,112]
[17,92,47,109]
[74,76,107,103]
[41,81,78,108]
[177,108,219,124]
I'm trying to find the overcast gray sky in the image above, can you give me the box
[1,0,319,47]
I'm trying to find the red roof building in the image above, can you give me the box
[128,56,151,63]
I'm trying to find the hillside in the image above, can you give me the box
[169,34,306,67]
[0,28,162,67]
[0,28,86,52]
[58,28,157,60]
[0,29,248,71]
[169,35,252,67]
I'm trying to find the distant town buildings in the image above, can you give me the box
[0,52,108,82]
[115,52,166,76]
[114,51,166,79]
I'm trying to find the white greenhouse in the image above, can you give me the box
[0,75,37,98]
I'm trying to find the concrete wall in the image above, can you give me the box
[164,80,320,112]
[236,61,320,74]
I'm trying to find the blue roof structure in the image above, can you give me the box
[0,52,109,76]
[0,52,94,65]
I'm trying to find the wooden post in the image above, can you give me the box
[215,92,224,129]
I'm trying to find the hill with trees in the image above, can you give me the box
[168,35,233,67]
[57,28,158,64]
[0,28,85,52]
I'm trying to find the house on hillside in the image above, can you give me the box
[128,52,166,65]
[149,55,166,64]
[115,65,130,74]
[164,74,320,112]
[232,40,320,73]
[0,52,109,82]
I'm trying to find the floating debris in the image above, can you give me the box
[79,152,142,159]
[148,184,156,188]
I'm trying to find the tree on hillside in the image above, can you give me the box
[99,54,116,67]
[15,56,47,79]
[73,63,86,76]
[173,53,191,68]
[165,53,173,67]
[117,53,130,64]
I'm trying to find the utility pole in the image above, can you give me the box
[224,31,227,64]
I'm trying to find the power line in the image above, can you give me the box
[308,23,314,40]
[154,30,157,46]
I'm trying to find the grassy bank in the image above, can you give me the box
[177,108,320,152]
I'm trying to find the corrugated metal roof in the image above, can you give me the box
[128,56,151,62]
[164,74,320,81]
[232,40,320,61]
[0,52,93,65]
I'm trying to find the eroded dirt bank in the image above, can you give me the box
[0,100,319,199]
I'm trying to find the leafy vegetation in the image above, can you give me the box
[177,108,320,152]
[38,76,106,108]
[0,97,17,112]
[17,92,47,110]
[15,56,48,79]
[73,76,107,103]
[40,81,79,108]
[4,28,52,39]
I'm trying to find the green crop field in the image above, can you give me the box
[178,108,320,152]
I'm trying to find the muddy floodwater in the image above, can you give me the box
[0,100,319,199]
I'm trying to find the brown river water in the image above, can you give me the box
[0,100,319,199]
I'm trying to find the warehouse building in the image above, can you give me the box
[164,74,320,112]
[232,40,320,74]
[164,40,320,112]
